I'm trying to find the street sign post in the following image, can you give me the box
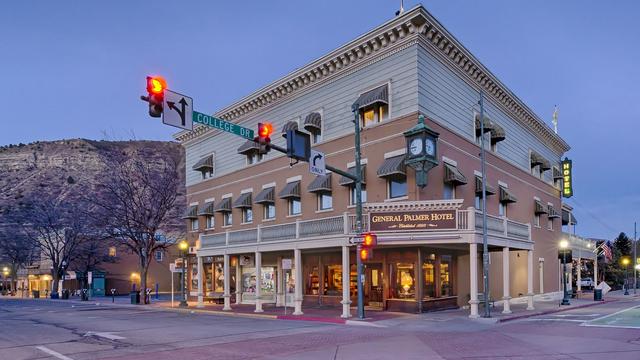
[163,90,193,131]
[193,111,254,139]
[309,149,326,176]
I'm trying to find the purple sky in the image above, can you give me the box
[1,1,638,240]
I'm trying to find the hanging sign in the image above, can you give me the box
[561,158,573,198]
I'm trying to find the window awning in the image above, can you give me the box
[254,187,275,204]
[530,151,550,171]
[278,181,301,199]
[233,193,252,208]
[475,114,493,136]
[490,122,506,143]
[353,84,388,109]
[444,163,467,185]
[547,205,560,219]
[214,198,232,213]
[534,200,548,215]
[197,202,215,216]
[339,165,366,186]
[303,112,321,132]
[192,155,214,171]
[281,121,298,137]
[562,209,578,225]
[308,173,332,193]
[182,205,198,219]
[237,140,260,155]
[475,176,496,196]
[377,155,406,178]
[499,186,517,203]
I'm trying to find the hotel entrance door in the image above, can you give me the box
[364,263,383,308]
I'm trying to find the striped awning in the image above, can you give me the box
[233,193,252,208]
[254,187,275,204]
[308,173,332,193]
[278,181,301,199]
[339,165,366,186]
[353,84,388,109]
[237,140,260,155]
[530,151,550,171]
[214,197,232,213]
[182,205,198,219]
[547,205,560,219]
[444,163,467,185]
[490,122,506,143]
[475,114,493,136]
[562,209,578,225]
[281,121,299,137]
[475,176,496,196]
[377,155,406,178]
[197,202,215,216]
[499,186,517,203]
[534,200,548,215]
[192,155,214,171]
[303,112,321,132]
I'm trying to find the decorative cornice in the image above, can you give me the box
[175,5,570,155]
[365,199,463,212]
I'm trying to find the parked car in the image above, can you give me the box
[580,277,594,289]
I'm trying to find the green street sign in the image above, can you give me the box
[192,110,254,140]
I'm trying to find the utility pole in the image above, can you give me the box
[634,222,637,295]
[479,90,490,318]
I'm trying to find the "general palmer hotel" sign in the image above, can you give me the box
[369,210,457,232]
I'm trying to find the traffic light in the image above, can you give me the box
[145,76,167,118]
[359,232,377,261]
[256,122,273,155]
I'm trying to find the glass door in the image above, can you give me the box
[365,264,383,308]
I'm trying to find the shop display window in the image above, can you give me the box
[242,268,256,293]
[307,266,319,295]
[440,255,452,297]
[261,267,275,294]
[395,263,415,299]
[205,264,213,294]
[422,256,435,298]
[213,262,224,293]
[323,265,342,296]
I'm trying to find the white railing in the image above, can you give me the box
[261,223,296,242]
[299,215,344,238]
[200,233,226,248]
[507,220,530,240]
[475,211,532,243]
[228,228,258,245]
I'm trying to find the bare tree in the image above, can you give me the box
[0,223,36,293]
[93,151,183,304]
[72,236,118,291]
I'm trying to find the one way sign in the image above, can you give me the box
[309,149,326,176]
[163,89,193,131]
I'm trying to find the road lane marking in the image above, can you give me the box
[84,331,125,340]
[35,346,75,360]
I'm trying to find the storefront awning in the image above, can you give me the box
[490,122,505,143]
[444,163,467,185]
[237,140,260,155]
[475,176,496,196]
[197,202,215,216]
[547,205,560,219]
[281,121,298,137]
[562,209,578,225]
[499,186,517,203]
[377,155,406,178]
[339,165,366,186]
[192,155,213,171]
[233,193,252,208]
[534,200,548,215]
[278,181,301,199]
[254,187,275,204]
[303,112,322,132]
[475,114,493,136]
[182,205,198,219]
[353,84,388,109]
[308,173,332,193]
[214,198,232,213]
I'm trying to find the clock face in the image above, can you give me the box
[409,138,423,155]
[425,138,435,156]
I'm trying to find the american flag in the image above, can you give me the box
[602,243,613,262]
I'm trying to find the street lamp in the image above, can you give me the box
[622,257,630,295]
[178,240,189,307]
[2,267,9,295]
[560,239,570,305]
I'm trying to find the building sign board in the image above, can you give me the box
[369,210,457,232]
[561,158,573,198]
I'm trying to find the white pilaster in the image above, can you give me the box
[235,258,242,304]
[293,248,304,315]
[539,259,544,294]
[341,245,352,318]
[502,247,512,314]
[254,251,263,312]
[197,256,204,308]
[223,254,232,311]
[527,250,534,310]
[469,243,479,318]
[594,257,598,288]
[577,258,582,292]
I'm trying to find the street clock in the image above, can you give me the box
[403,114,440,187]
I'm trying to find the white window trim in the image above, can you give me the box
[241,188,253,194]
[262,182,276,189]
[384,148,406,159]
[222,193,233,199]
[347,158,368,168]
[286,175,302,183]
[442,156,457,167]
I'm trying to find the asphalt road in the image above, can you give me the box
[1,298,640,360]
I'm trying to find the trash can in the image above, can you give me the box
[50,292,59,299]
[594,289,603,301]
[32,290,40,299]
[130,291,140,304]
[61,289,69,299]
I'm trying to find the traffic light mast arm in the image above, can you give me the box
[267,143,361,183]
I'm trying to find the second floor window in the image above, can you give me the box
[205,215,214,229]
[349,185,367,205]
[499,202,506,217]
[190,218,199,231]
[534,213,541,227]
[388,177,407,199]
[475,195,483,211]
[289,198,301,216]
[263,204,275,220]
[223,212,232,226]
[318,193,332,211]
[242,208,253,223]
[443,183,455,200]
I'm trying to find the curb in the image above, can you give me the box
[497,299,617,323]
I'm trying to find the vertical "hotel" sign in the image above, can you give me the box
[561,158,573,198]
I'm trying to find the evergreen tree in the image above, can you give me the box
[613,232,632,255]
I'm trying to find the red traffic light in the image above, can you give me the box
[359,247,372,261]
[362,233,377,247]
[258,122,273,140]
[146,76,167,94]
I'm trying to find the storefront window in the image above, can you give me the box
[395,263,415,299]
[323,265,342,296]
[423,255,436,298]
[261,267,275,294]
[440,255,453,297]
[307,266,319,295]
[205,263,213,294]
[213,262,224,293]
[242,268,256,293]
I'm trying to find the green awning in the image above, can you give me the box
[233,193,252,208]
[197,202,215,216]
[254,187,275,204]
[444,163,467,185]
[353,85,388,109]
[214,198,232,213]
[303,112,321,132]
[308,174,332,193]
[339,165,366,186]
[278,181,301,199]
[377,155,406,178]
[192,155,214,171]
[499,186,517,203]
[182,205,198,219]
[475,176,496,196]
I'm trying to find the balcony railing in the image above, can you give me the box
[475,211,531,241]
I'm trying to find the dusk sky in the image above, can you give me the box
[1,1,638,240]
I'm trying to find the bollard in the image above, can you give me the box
[111,288,116,303]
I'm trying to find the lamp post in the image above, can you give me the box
[622,257,630,295]
[560,239,570,305]
[2,267,9,295]
[178,240,189,307]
